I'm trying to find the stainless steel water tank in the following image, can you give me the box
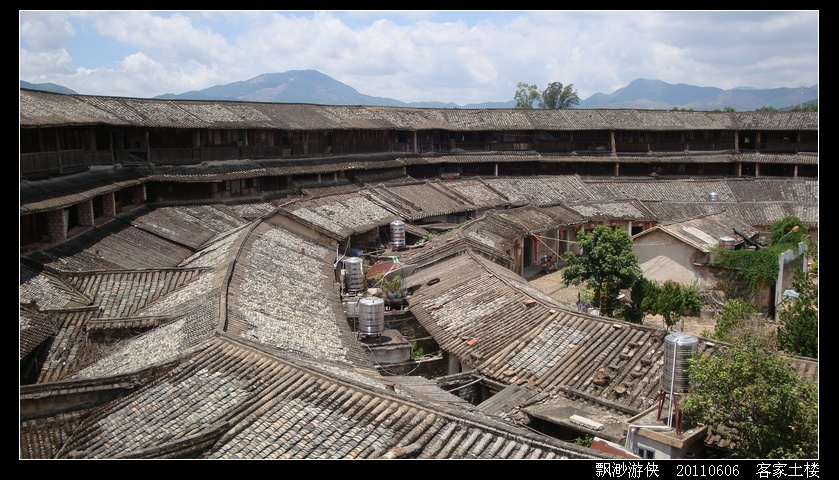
[390,220,405,249]
[344,257,365,293]
[357,297,385,336]
[661,331,698,393]
[719,236,736,250]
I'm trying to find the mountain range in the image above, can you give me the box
[21,70,818,111]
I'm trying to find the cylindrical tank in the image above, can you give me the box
[719,236,736,250]
[390,220,405,249]
[344,257,365,293]
[357,296,385,336]
[661,332,698,393]
[708,191,719,201]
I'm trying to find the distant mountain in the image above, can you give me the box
[19,80,77,95]
[579,78,818,111]
[154,70,515,108]
[21,72,817,111]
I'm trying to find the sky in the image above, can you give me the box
[19,10,819,105]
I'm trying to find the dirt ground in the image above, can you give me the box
[528,270,717,336]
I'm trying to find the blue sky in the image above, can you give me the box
[19,10,819,105]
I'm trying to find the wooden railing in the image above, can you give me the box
[20,150,113,178]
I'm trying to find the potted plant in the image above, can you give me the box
[381,274,404,299]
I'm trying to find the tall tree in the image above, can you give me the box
[682,343,819,458]
[514,82,540,109]
[540,82,580,109]
[561,226,642,317]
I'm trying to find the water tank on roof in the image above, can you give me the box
[390,220,405,249]
[357,296,385,337]
[661,332,698,394]
[719,236,736,250]
[344,257,365,293]
[708,191,719,201]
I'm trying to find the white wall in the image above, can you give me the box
[632,231,717,288]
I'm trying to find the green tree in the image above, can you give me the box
[682,344,818,458]
[620,276,658,324]
[514,82,540,109]
[646,280,702,330]
[562,226,642,317]
[770,216,808,248]
[540,82,580,109]
[776,263,818,357]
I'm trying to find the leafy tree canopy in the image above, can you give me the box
[645,280,702,330]
[770,216,808,248]
[683,344,818,459]
[540,82,580,109]
[514,82,540,109]
[562,226,642,316]
[514,81,579,109]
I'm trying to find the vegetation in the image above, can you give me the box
[514,82,541,109]
[374,273,405,298]
[572,434,594,448]
[539,82,580,109]
[562,226,642,317]
[621,277,657,324]
[711,247,779,298]
[705,298,777,350]
[514,81,579,109]
[758,102,818,112]
[776,259,818,358]
[683,343,819,459]
[711,216,809,299]
[709,298,759,341]
[643,280,703,330]
[769,216,809,248]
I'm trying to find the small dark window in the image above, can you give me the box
[638,447,655,459]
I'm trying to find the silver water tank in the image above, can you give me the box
[357,296,385,336]
[390,220,405,249]
[344,257,365,293]
[708,191,719,201]
[719,236,736,250]
[661,332,698,394]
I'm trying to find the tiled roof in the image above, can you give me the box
[481,177,561,206]
[565,199,654,221]
[21,88,817,132]
[436,178,511,209]
[23,216,197,271]
[280,191,400,238]
[405,252,818,422]
[367,182,476,221]
[20,169,146,215]
[20,263,93,309]
[226,222,369,366]
[20,334,616,459]
[637,211,761,252]
[19,304,59,360]
[19,150,818,459]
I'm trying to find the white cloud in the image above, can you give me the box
[19,10,819,104]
